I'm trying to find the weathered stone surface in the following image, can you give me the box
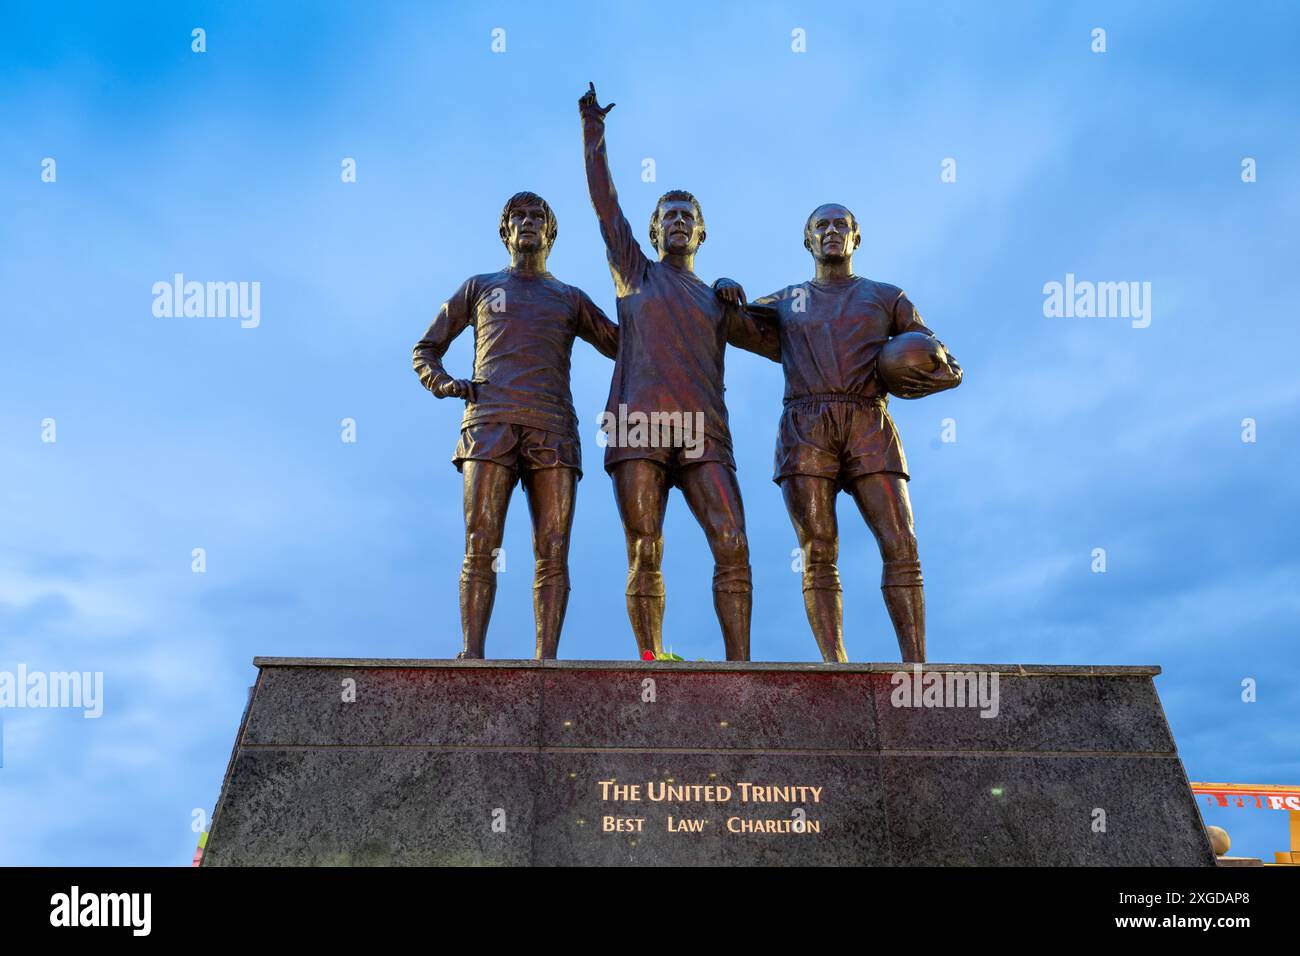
[203,658,1214,867]
[880,754,1210,866]
[203,750,538,866]
[869,670,1175,753]
[539,666,877,751]
[243,664,541,747]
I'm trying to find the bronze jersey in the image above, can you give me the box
[751,276,933,401]
[413,268,618,439]
[582,111,778,449]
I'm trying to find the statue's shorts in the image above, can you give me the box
[773,394,909,490]
[453,421,583,480]
[603,422,736,488]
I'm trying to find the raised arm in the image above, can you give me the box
[573,288,619,360]
[580,82,648,294]
[413,277,478,401]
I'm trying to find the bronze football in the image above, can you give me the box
[877,331,947,397]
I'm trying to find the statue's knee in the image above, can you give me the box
[533,530,567,563]
[879,529,919,564]
[802,536,840,591]
[804,536,837,568]
[628,534,662,571]
[713,526,749,567]
[465,528,500,557]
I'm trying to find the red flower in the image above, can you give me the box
[640,650,655,661]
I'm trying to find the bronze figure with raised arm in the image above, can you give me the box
[579,83,777,661]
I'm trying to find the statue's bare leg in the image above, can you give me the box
[847,473,925,663]
[781,475,846,662]
[522,466,577,660]
[612,460,670,657]
[459,460,515,659]
[679,462,752,662]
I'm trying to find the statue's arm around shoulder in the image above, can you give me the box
[715,277,781,362]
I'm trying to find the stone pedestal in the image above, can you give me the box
[202,659,1214,866]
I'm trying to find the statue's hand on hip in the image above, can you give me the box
[435,378,478,402]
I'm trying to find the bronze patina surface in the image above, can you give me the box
[413,192,618,659]
[580,83,777,662]
[718,204,962,663]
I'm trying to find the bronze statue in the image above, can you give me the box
[579,83,778,662]
[716,204,961,663]
[413,192,618,659]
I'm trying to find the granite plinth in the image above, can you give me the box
[203,659,1214,867]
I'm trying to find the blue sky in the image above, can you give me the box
[1,1,1297,865]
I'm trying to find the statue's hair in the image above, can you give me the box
[649,189,705,252]
[499,191,558,247]
[803,203,859,243]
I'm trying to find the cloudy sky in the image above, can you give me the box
[1,1,1297,864]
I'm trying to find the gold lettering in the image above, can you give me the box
[667,815,708,833]
[598,780,642,801]
[718,815,822,835]
[602,815,645,832]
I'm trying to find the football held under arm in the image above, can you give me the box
[887,291,962,397]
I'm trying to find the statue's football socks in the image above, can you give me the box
[882,584,926,663]
[626,570,665,657]
[532,579,570,660]
[458,553,497,659]
[802,586,846,663]
[712,588,752,662]
[711,564,752,662]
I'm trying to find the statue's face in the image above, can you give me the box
[805,204,859,262]
[505,201,552,255]
[656,199,704,256]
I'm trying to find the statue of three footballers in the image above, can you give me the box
[413,84,962,664]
